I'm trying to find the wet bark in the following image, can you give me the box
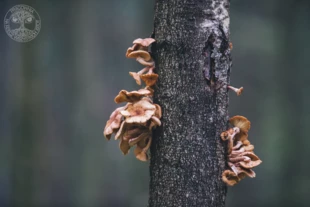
[149,0,232,206]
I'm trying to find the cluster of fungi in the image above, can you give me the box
[103,38,161,161]
[103,37,260,186]
[221,115,262,186]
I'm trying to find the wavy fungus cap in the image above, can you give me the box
[229,116,251,143]
[222,170,240,186]
[140,73,158,86]
[235,167,256,178]
[126,44,139,57]
[123,125,151,146]
[133,38,156,47]
[126,38,155,57]
[134,136,152,161]
[127,50,151,61]
[119,137,130,155]
[239,152,262,169]
[120,99,156,124]
[103,105,127,140]
[149,104,162,129]
[229,115,251,132]
[114,89,152,103]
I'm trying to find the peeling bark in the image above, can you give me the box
[149,0,232,206]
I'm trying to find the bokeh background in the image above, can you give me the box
[0,0,309,207]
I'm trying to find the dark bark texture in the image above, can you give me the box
[149,0,231,206]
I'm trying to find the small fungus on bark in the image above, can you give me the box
[228,85,243,96]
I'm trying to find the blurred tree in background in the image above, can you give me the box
[0,0,309,207]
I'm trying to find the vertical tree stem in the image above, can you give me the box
[149,0,231,206]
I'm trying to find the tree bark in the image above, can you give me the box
[149,0,231,206]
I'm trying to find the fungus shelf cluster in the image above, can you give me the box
[221,116,262,186]
[103,38,161,161]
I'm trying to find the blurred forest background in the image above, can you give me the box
[0,0,309,207]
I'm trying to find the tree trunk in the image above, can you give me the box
[149,0,231,206]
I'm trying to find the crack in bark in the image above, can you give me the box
[202,40,214,84]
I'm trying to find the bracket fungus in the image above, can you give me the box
[103,37,161,161]
[221,116,262,186]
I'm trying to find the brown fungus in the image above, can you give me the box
[123,125,151,146]
[126,38,155,58]
[140,73,158,87]
[221,127,240,154]
[103,105,128,140]
[238,152,262,169]
[114,89,152,104]
[126,49,154,67]
[149,104,162,129]
[238,168,256,178]
[115,121,126,140]
[243,144,254,152]
[144,86,154,96]
[222,170,240,186]
[129,72,142,85]
[129,67,150,85]
[228,85,243,96]
[231,166,256,178]
[119,137,130,155]
[128,131,150,146]
[123,125,146,140]
[232,141,243,150]
[134,136,152,162]
[127,50,151,61]
[104,37,161,162]
[120,98,156,124]
[221,116,262,186]
[221,127,240,141]
[150,116,161,127]
[136,57,155,67]
[126,44,139,57]
[229,115,251,144]
[133,38,156,47]
[225,141,262,185]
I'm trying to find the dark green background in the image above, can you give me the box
[0,0,309,206]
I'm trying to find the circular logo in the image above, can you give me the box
[4,4,41,42]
